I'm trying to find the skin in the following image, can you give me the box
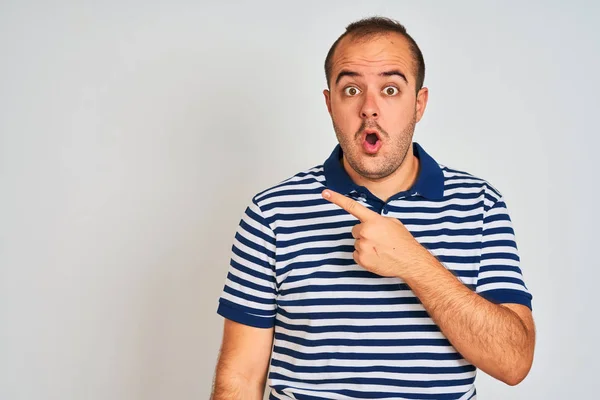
[323,32,428,202]
[211,31,535,398]
[211,319,272,399]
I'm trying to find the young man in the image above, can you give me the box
[211,17,535,400]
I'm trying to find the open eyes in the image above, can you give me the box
[343,86,400,97]
[344,86,361,96]
[383,86,399,96]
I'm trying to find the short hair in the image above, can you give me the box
[324,16,426,94]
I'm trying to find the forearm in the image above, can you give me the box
[403,251,534,385]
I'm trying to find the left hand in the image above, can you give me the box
[322,189,429,279]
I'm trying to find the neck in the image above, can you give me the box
[342,143,420,202]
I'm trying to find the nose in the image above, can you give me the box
[360,92,379,119]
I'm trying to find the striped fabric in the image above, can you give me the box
[217,142,532,399]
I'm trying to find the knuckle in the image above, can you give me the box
[346,201,356,212]
[357,240,368,252]
[361,225,372,238]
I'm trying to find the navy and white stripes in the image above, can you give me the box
[217,143,532,399]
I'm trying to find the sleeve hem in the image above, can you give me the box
[478,289,533,310]
[217,302,275,329]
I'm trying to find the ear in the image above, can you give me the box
[415,87,429,123]
[323,89,332,115]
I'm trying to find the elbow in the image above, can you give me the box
[503,372,527,387]
[501,357,534,386]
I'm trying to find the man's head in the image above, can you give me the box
[325,17,425,94]
[323,17,429,182]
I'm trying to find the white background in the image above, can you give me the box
[1,1,598,399]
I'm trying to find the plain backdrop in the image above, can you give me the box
[1,1,598,399]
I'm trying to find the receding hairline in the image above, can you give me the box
[340,30,404,45]
[324,17,426,94]
[328,31,417,86]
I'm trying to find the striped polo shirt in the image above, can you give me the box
[217,142,532,400]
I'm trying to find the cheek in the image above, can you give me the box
[332,99,360,125]
[385,99,416,123]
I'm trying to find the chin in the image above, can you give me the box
[351,160,391,180]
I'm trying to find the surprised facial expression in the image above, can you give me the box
[324,33,428,180]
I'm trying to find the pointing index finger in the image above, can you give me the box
[322,189,379,222]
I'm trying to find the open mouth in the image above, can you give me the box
[366,133,378,145]
[362,130,382,154]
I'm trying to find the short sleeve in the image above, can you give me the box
[217,198,278,328]
[476,197,533,310]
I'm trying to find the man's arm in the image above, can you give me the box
[321,189,535,386]
[211,319,274,400]
[404,252,535,386]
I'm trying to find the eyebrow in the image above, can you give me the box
[335,69,408,85]
[380,70,408,84]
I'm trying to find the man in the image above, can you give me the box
[211,16,535,400]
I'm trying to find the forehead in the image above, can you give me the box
[331,32,415,83]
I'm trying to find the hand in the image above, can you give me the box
[322,189,430,279]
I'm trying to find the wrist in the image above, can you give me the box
[398,243,437,283]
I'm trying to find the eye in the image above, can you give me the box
[383,86,399,96]
[344,86,361,96]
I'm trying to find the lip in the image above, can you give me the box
[361,130,382,154]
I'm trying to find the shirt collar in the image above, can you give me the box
[322,142,445,200]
